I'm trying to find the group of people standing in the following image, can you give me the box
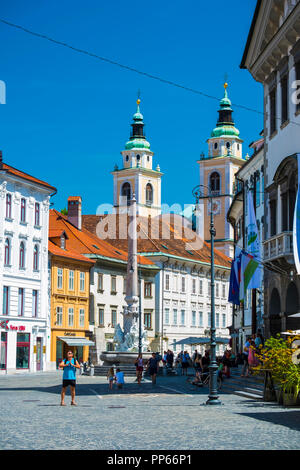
[241,330,264,377]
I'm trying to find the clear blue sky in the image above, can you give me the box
[0,0,262,214]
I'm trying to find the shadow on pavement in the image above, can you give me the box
[236,410,300,432]
[0,381,205,397]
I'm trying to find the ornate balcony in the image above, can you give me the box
[263,232,294,262]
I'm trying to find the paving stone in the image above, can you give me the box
[0,372,299,450]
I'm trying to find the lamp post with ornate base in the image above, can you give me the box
[193,184,221,406]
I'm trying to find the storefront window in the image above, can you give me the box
[0,332,7,369]
[16,333,30,369]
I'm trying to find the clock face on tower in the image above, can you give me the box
[207,199,221,216]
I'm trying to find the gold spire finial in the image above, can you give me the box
[224,82,228,90]
[137,98,141,105]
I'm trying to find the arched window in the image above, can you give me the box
[4,238,10,266]
[20,198,26,223]
[210,172,220,194]
[33,245,39,271]
[121,182,131,205]
[6,193,12,219]
[34,203,40,226]
[146,183,153,205]
[19,242,25,269]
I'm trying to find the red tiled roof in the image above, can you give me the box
[48,240,95,264]
[1,163,56,192]
[82,213,231,269]
[49,209,155,267]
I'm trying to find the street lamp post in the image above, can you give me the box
[193,184,221,406]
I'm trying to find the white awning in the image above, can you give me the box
[57,336,95,346]
[171,336,229,346]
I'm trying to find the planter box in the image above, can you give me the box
[282,392,300,407]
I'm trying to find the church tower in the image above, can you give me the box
[112,99,162,217]
[197,84,246,258]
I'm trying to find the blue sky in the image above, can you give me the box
[0,0,262,214]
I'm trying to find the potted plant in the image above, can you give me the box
[254,334,300,406]
[281,363,300,406]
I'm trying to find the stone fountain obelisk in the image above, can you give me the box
[100,194,150,365]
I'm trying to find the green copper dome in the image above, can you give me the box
[125,138,151,150]
[125,99,151,150]
[211,125,240,138]
[211,84,240,139]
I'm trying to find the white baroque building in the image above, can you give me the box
[0,154,56,373]
[241,0,300,337]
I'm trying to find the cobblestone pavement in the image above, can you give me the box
[0,371,300,450]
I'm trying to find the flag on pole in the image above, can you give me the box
[246,190,262,289]
[239,251,260,302]
[293,154,300,275]
[228,247,242,305]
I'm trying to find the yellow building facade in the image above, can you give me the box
[49,249,94,368]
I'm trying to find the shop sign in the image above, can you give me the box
[64,332,76,336]
[0,320,25,331]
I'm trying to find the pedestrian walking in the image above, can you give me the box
[135,353,144,385]
[181,351,190,376]
[241,337,250,377]
[107,367,115,391]
[115,368,125,389]
[59,350,80,406]
[147,352,159,385]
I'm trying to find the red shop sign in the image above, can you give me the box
[0,320,25,331]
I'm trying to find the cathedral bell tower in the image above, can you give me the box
[197,83,246,258]
[112,99,162,217]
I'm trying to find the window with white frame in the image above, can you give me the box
[181,276,186,293]
[111,276,117,293]
[216,312,220,328]
[32,290,38,317]
[69,270,74,290]
[199,311,203,327]
[6,193,12,219]
[98,308,104,326]
[79,308,85,327]
[18,288,25,316]
[33,245,39,271]
[192,311,196,327]
[192,279,196,294]
[173,309,177,325]
[173,275,178,292]
[57,268,63,289]
[164,308,170,325]
[56,306,63,326]
[165,273,170,291]
[199,279,203,296]
[98,273,103,291]
[80,272,85,291]
[222,313,226,328]
[180,310,185,325]
[222,283,226,298]
[68,307,74,326]
[216,283,219,298]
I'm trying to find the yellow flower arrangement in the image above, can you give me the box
[254,334,300,399]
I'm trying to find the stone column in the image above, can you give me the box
[124,194,139,335]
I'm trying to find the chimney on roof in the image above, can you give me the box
[0,150,3,170]
[67,196,82,230]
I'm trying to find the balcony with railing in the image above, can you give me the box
[263,232,293,262]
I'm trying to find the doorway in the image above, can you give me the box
[36,337,42,371]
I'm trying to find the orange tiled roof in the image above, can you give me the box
[2,163,56,192]
[82,213,231,269]
[49,209,155,267]
[48,240,95,264]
